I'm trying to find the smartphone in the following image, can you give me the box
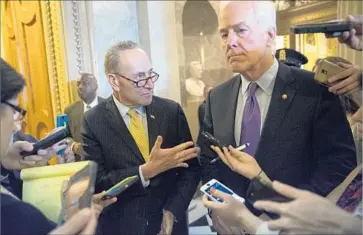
[61,161,97,220]
[201,131,226,150]
[246,177,290,205]
[101,175,140,200]
[56,114,69,155]
[200,179,245,203]
[291,21,353,35]
[57,114,69,128]
[314,59,346,85]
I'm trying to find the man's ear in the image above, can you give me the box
[266,27,277,48]
[107,74,120,92]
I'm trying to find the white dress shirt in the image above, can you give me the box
[112,96,150,187]
[234,58,279,145]
[83,97,99,113]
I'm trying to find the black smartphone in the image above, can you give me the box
[291,21,353,35]
[201,131,226,150]
[21,126,72,157]
[246,177,291,205]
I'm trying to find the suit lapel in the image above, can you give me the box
[256,63,296,160]
[145,102,158,153]
[218,76,241,145]
[104,97,145,163]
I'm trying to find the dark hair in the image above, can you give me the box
[1,58,25,102]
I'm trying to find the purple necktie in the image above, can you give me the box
[240,83,261,156]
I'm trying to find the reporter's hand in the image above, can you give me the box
[58,139,76,164]
[2,140,66,170]
[254,181,362,234]
[203,189,261,234]
[211,145,262,179]
[141,136,200,180]
[326,15,362,51]
[49,208,97,235]
[158,210,174,235]
[328,63,362,96]
[91,191,117,219]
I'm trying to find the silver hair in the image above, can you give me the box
[104,40,139,74]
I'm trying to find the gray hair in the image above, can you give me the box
[104,40,139,74]
[253,1,276,31]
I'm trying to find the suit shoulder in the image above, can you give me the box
[64,101,81,113]
[152,96,181,110]
[210,74,240,96]
[290,67,326,92]
[83,100,107,121]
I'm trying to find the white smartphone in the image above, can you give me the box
[200,179,245,203]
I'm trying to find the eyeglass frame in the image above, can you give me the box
[1,100,27,117]
[110,71,159,88]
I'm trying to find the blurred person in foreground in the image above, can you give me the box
[0,58,115,235]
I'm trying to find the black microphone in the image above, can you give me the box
[21,126,72,157]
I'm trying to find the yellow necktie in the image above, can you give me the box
[128,109,149,161]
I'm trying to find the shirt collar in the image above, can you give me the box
[240,58,279,96]
[112,95,144,119]
[83,97,98,108]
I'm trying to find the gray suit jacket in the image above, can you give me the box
[64,97,105,143]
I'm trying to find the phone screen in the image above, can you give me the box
[204,182,233,202]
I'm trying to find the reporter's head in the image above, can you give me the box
[0,58,25,157]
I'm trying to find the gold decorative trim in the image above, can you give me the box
[40,0,70,118]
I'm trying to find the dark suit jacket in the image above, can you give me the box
[64,97,105,143]
[198,101,206,130]
[198,63,356,215]
[82,96,200,235]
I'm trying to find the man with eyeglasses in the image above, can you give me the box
[82,40,200,235]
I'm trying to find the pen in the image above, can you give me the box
[210,143,250,163]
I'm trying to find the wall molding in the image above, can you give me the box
[40,0,70,116]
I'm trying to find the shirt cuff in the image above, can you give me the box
[139,166,150,188]
[256,222,280,235]
[70,142,76,154]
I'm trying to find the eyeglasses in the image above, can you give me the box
[111,71,159,88]
[1,100,27,117]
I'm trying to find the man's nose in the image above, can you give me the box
[226,31,238,49]
[144,78,154,89]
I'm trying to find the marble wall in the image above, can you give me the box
[91,1,140,98]
[175,1,233,140]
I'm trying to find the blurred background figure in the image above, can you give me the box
[275,48,308,68]
[185,61,206,141]
[64,73,104,161]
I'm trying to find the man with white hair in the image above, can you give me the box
[198,1,356,233]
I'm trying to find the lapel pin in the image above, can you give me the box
[150,114,155,119]
[282,94,288,100]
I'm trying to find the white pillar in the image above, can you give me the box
[139,1,181,103]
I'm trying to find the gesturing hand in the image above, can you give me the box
[141,136,200,180]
